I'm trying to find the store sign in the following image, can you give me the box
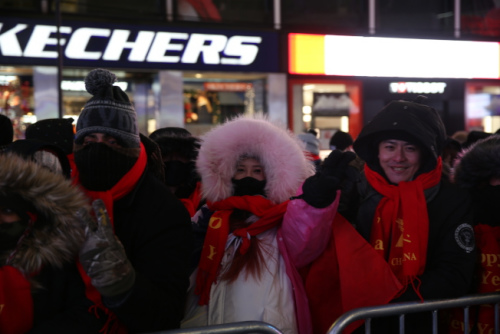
[203,82,252,91]
[61,80,128,92]
[289,33,500,79]
[389,82,447,94]
[0,18,279,72]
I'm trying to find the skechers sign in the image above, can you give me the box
[0,18,279,72]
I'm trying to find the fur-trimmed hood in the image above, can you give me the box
[453,134,500,189]
[0,153,88,276]
[196,115,315,204]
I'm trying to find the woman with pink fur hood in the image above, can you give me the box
[181,115,355,334]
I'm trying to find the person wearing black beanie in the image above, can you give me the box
[73,68,193,332]
[149,127,202,216]
[305,97,476,334]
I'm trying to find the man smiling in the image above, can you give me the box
[305,97,477,334]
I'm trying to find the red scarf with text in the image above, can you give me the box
[0,266,33,334]
[195,195,288,305]
[365,157,442,295]
[73,142,147,333]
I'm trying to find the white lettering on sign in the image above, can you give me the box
[103,30,155,61]
[0,23,263,66]
[66,28,111,60]
[147,32,189,63]
[222,36,262,65]
[25,25,72,58]
[182,33,227,64]
[0,23,28,56]
[389,82,447,94]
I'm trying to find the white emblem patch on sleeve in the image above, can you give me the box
[454,223,475,253]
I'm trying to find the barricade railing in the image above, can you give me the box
[327,292,500,334]
[147,321,283,334]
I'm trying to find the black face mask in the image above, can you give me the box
[164,161,191,187]
[74,143,136,191]
[232,177,267,197]
[0,220,29,251]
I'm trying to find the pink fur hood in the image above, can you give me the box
[196,115,315,203]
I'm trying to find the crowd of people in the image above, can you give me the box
[0,68,498,334]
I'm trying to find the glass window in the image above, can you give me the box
[465,82,500,133]
[183,73,267,136]
[0,70,34,140]
[461,0,500,37]
[177,0,273,25]
[282,0,367,32]
[377,0,454,36]
[289,79,362,158]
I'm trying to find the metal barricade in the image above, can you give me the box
[147,321,283,334]
[327,292,500,334]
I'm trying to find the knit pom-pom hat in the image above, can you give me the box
[74,69,139,148]
[196,115,315,204]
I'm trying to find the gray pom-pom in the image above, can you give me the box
[84,68,117,96]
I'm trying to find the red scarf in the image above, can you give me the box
[0,266,33,334]
[180,182,202,217]
[305,151,321,162]
[365,157,442,295]
[304,158,442,334]
[73,142,147,333]
[195,195,288,305]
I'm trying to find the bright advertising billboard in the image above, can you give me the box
[289,33,500,79]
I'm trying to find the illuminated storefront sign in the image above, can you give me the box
[0,18,279,72]
[289,33,500,79]
[389,82,447,94]
[61,80,128,91]
[203,82,252,91]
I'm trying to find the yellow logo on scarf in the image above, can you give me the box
[208,217,222,229]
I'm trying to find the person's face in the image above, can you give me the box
[233,158,266,181]
[378,139,421,184]
[83,133,122,149]
[0,206,21,224]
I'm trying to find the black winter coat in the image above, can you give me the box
[29,263,107,333]
[353,176,477,333]
[103,168,193,333]
[0,153,106,333]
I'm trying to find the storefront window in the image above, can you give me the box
[289,78,362,158]
[465,82,500,133]
[0,72,34,140]
[281,0,366,31]
[183,74,266,136]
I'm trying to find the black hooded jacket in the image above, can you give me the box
[349,100,477,333]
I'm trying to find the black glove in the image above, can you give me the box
[300,150,357,208]
[77,199,135,297]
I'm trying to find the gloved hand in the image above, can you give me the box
[301,150,357,208]
[77,199,135,297]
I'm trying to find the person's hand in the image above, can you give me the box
[321,149,357,179]
[77,199,135,296]
[300,150,356,208]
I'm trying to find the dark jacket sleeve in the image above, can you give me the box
[393,181,477,302]
[29,263,107,333]
[107,171,194,332]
